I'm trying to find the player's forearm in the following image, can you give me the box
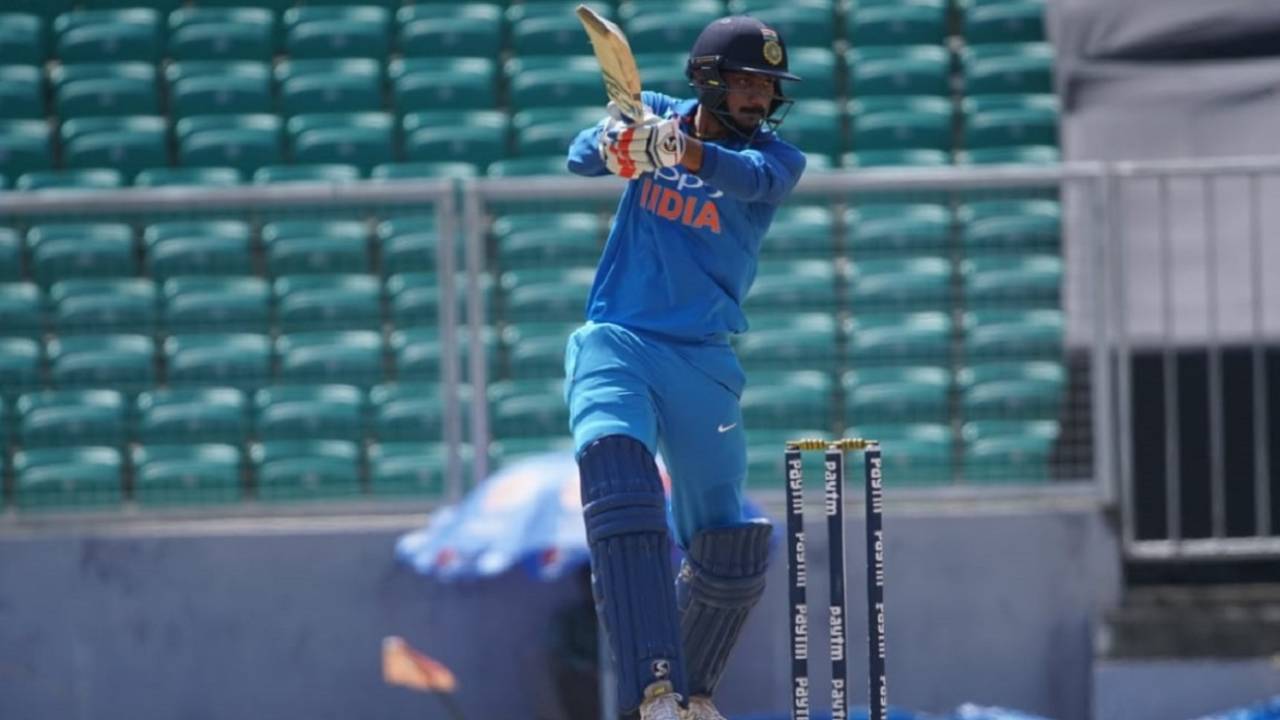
[681,137,704,173]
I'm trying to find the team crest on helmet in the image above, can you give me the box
[763,40,783,66]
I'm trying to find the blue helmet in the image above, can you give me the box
[685,16,801,139]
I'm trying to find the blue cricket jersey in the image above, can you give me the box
[567,91,807,345]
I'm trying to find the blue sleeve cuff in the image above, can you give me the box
[694,141,722,180]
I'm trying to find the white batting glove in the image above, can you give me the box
[606,100,655,126]
[612,116,686,171]
[598,120,657,179]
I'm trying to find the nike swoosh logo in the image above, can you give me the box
[717,423,738,433]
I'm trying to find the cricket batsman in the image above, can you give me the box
[564,16,807,720]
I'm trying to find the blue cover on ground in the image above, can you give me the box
[1193,696,1280,720]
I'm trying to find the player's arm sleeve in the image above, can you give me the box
[566,118,610,177]
[693,142,807,204]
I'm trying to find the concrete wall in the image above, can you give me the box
[0,496,1120,720]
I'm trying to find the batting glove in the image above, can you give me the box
[611,116,686,171]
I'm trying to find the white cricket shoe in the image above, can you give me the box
[684,696,728,720]
[639,691,684,720]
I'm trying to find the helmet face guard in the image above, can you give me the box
[687,54,797,142]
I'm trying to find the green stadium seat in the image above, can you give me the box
[283,6,391,60]
[0,118,52,176]
[178,115,283,175]
[843,148,951,168]
[735,312,840,373]
[50,278,158,334]
[849,256,952,312]
[370,381,444,441]
[163,276,269,333]
[0,230,21,281]
[62,116,169,179]
[510,15,590,57]
[961,254,1061,306]
[0,15,45,64]
[843,365,950,424]
[492,211,602,269]
[851,98,951,152]
[369,441,449,496]
[958,198,1060,251]
[502,322,576,380]
[961,418,1058,482]
[404,110,507,168]
[165,332,271,386]
[486,156,568,177]
[781,48,839,100]
[14,446,123,508]
[275,274,381,330]
[136,386,248,444]
[250,439,361,501]
[392,57,497,113]
[253,164,360,184]
[845,202,952,255]
[255,383,364,440]
[168,62,274,117]
[964,1,1045,45]
[743,427,831,488]
[846,311,952,364]
[191,0,293,10]
[627,14,708,54]
[144,219,254,278]
[17,169,125,192]
[507,56,607,110]
[0,281,40,337]
[48,333,156,387]
[372,162,479,180]
[849,45,950,97]
[848,0,947,46]
[958,360,1064,419]
[54,9,163,63]
[512,106,601,157]
[964,104,1058,149]
[747,5,835,49]
[278,58,383,114]
[16,388,126,447]
[489,436,573,468]
[132,444,243,505]
[963,93,1058,116]
[774,99,842,160]
[397,4,503,58]
[54,62,159,118]
[619,0,721,24]
[756,205,835,259]
[1,2,71,21]
[388,272,450,327]
[502,266,596,322]
[391,325,497,381]
[842,421,953,485]
[491,381,568,439]
[28,222,137,284]
[744,260,840,313]
[277,330,384,385]
[92,0,183,10]
[741,370,834,431]
[0,336,41,391]
[963,308,1062,359]
[287,112,395,173]
[508,1,614,22]
[168,7,275,62]
[263,219,367,266]
[962,42,1053,95]
[376,214,439,274]
[958,145,1059,165]
[0,66,44,119]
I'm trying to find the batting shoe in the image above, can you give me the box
[639,691,684,720]
[683,696,728,720]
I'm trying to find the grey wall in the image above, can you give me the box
[1095,659,1280,720]
[0,498,1120,720]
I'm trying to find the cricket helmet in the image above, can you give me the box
[685,16,801,138]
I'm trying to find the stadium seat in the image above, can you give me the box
[369,441,449,496]
[370,381,443,441]
[255,383,364,440]
[964,1,1046,45]
[740,370,834,431]
[964,104,1058,149]
[843,148,951,168]
[0,66,45,119]
[961,254,1062,306]
[958,360,1064,419]
[250,439,361,501]
[62,115,169,179]
[253,164,360,184]
[0,282,40,337]
[747,5,836,49]
[851,97,951,152]
[263,219,370,274]
[287,112,395,173]
[132,443,243,505]
[961,418,1059,483]
[388,273,447,327]
[1,2,71,21]
[164,332,271,386]
[958,198,1060,251]
[16,169,124,191]
[277,58,383,114]
[633,51,699,98]
[510,15,589,56]
[492,211,602,269]
[282,5,391,60]
[501,266,596,322]
[742,427,831,488]
[53,62,159,118]
[845,202,952,255]
[48,333,156,387]
[0,14,45,65]
[848,46,950,97]
[144,219,255,278]
[775,99,843,161]
[744,260,841,313]
[191,0,292,11]
[392,57,498,113]
[490,380,569,439]
[0,230,21,281]
[507,1,614,22]
[848,0,947,46]
[163,276,270,334]
[376,214,439,274]
[0,336,41,392]
[168,62,274,117]
[780,48,839,101]
[397,4,503,58]
[486,156,568,177]
[27,222,137,285]
[958,145,1059,165]
[512,107,601,157]
[619,0,720,24]
[403,110,508,168]
[277,330,384,385]
[963,308,1063,359]
[755,205,836,259]
[372,162,478,180]
[849,256,953,312]
[391,326,497,381]
[507,56,607,110]
[50,278,158,334]
[177,117,283,175]
[275,274,381,331]
[168,7,275,62]
[54,9,163,64]
[735,313,840,373]
[842,421,954,485]
[502,322,576,380]
[14,446,123,508]
[962,42,1054,96]
[846,311,953,365]
[843,365,950,424]
[16,388,127,447]
[626,14,709,54]
[0,118,51,177]
[136,386,248,444]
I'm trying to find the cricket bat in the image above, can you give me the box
[575,4,646,122]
